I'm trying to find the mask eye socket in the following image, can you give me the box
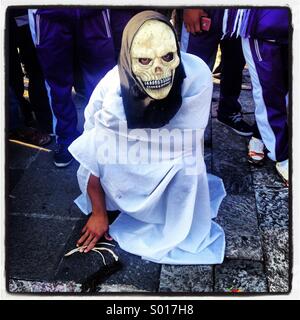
[139,58,152,65]
[162,52,174,62]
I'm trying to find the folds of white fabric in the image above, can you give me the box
[69,52,227,264]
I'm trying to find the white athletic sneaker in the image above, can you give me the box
[276,159,289,185]
[248,137,265,165]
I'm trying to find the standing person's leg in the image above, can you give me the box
[9,34,29,116]
[180,9,223,70]
[8,12,35,128]
[217,37,253,136]
[73,55,86,99]
[8,87,22,132]
[77,9,116,99]
[218,37,245,116]
[242,38,288,181]
[29,10,79,166]
[110,9,141,60]
[16,20,53,134]
[8,86,51,146]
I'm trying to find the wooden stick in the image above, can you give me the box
[9,139,52,152]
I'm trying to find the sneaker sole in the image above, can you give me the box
[217,119,253,137]
[53,158,73,168]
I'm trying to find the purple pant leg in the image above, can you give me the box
[182,9,223,70]
[218,37,245,115]
[110,9,141,59]
[34,11,78,146]
[246,38,288,161]
[77,10,116,98]
[182,9,244,115]
[186,32,219,70]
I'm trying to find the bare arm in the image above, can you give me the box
[183,9,208,35]
[77,174,111,253]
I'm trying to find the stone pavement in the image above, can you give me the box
[6,71,290,295]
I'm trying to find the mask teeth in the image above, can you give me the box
[143,76,172,89]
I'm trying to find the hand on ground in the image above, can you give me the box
[77,212,112,253]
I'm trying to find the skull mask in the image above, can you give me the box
[131,20,180,100]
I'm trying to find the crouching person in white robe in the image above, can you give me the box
[69,11,227,264]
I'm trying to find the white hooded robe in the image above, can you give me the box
[69,52,226,264]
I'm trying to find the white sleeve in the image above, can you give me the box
[179,52,213,129]
[83,83,105,132]
[83,65,118,131]
[68,128,100,178]
[68,128,101,215]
